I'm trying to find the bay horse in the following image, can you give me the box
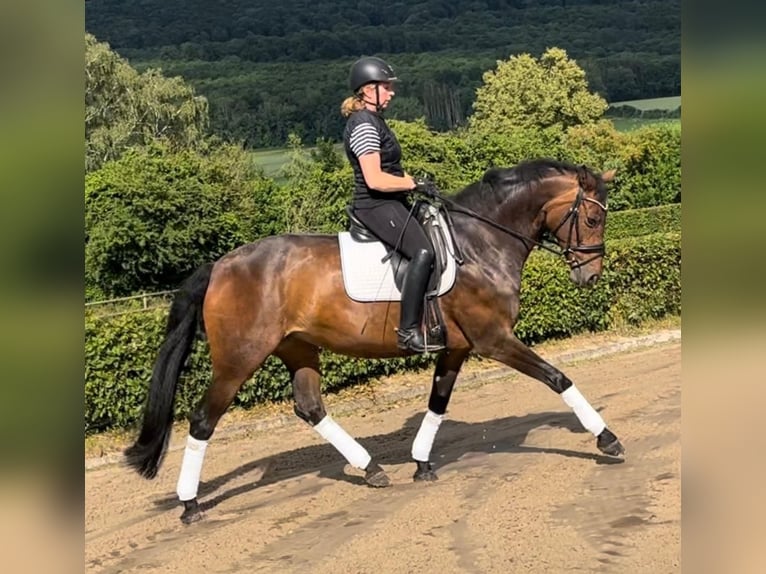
[125,158,623,524]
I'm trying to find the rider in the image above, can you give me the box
[341,56,444,354]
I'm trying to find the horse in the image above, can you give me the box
[125,158,623,524]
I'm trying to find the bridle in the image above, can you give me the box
[428,185,608,270]
[546,187,608,270]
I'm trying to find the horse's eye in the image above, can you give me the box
[586,216,599,228]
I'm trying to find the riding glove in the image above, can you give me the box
[413,177,440,198]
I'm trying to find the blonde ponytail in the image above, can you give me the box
[340,95,365,117]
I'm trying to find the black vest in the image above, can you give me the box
[343,109,407,207]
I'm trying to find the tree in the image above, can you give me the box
[469,47,607,134]
[85,33,209,172]
[611,123,681,210]
[389,118,471,192]
[85,141,278,298]
[563,120,681,211]
[273,134,352,234]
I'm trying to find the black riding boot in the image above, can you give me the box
[397,249,445,353]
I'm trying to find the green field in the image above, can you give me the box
[611,118,681,132]
[250,148,293,178]
[251,144,345,179]
[608,96,681,110]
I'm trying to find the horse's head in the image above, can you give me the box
[542,167,615,287]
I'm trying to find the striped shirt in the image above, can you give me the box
[348,123,381,157]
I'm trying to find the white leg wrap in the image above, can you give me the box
[314,415,372,470]
[411,410,444,462]
[176,435,208,501]
[561,385,606,436]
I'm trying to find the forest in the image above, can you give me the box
[85,0,680,147]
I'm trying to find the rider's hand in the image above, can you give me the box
[412,177,440,198]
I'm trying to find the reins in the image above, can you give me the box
[421,186,607,270]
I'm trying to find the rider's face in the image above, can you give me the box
[362,82,395,108]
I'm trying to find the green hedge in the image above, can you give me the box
[515,231,680,342]
[85,231,680,434]
[605,203,680,240]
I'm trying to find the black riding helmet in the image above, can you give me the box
[349,56,398,92]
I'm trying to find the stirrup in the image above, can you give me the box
[397,328,446,353]
[427,324,446,347]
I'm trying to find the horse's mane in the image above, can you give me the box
[453,158,606,213]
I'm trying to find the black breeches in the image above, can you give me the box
[352,200,434,261]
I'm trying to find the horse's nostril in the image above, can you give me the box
[588,274,600,286]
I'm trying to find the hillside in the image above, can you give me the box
[85,0,680,147]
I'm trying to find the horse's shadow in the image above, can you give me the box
[153,409,622,513]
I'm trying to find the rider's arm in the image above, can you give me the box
[348,121,415,192]
[358,153,416,192]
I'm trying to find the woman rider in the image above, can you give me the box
[341,56,444,354]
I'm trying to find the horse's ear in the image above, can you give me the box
[601,169,617,183]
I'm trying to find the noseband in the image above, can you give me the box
[549,187,608,270]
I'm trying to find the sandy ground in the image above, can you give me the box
[85,332,681,573]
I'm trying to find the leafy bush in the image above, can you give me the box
[612,123,681,209]
[606,203,681,240]
[515,249,613,342]
[515,232,680,343]
[603,232,681,327]
[562,119,626,173]
[470,48,607,133]
[85,311,167,433]
[271,135,353,234]
[85,141,279,298]
[389,118,471,193]
[563,120,680,210]
[454,126,568,188]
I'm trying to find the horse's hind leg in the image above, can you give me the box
[489,334,625,458]
[276,337,391,488]
[177,341,278,524]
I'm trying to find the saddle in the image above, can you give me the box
[344,201,463,346]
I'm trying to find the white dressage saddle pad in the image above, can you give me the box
[338,218,457,303]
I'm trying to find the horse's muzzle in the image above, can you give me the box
[570,267,601,287]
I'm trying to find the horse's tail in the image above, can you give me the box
[124,262,214,479]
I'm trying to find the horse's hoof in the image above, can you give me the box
[597,428,626,457]
[180,498,204,524]
[413,461,439,482]
[364,462,391,488]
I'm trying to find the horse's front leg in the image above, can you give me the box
[411,349,470,481]
[487,334,625,457]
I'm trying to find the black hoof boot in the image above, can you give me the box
[597,428,625,457]
[397,328,446,354]
[413,461,438,482]
[364,462,391,488]
[180,498,204,524]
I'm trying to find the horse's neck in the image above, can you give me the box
[465,187,547,240]
[494,177,572,240]
[499,195,547,239]
[453,206,534,273]
[452,183,558,279]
